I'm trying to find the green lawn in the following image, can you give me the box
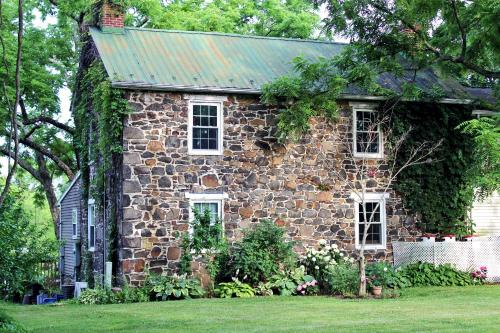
[2,286,500,333]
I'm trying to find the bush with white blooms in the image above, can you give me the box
[300,239,355,288]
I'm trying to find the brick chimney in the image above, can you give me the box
[101,1,124,31]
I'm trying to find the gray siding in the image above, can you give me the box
[59,177,82,286]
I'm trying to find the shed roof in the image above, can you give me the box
[90,27,489,102]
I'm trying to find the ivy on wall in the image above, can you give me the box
[390,102,476,235]
[74,60,130,285]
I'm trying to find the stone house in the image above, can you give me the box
[63,3,489,286]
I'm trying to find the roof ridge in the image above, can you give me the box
[122,26,348,45]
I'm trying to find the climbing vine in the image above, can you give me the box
[263,55,480,236]
[74,59,130,284]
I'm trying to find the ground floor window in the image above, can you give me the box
[185,192,227,235]
[351,193,388,250]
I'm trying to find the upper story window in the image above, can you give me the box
[72,208,79,240]
[188,101,223,155]
[351,102,383,158]
[351,192,388,250]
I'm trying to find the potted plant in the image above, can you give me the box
[368,275,383,296]
[463,235,477,242]
[441,234,456,242]
[421,233,436,243]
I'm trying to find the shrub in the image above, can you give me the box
[77,287,116,305]
[396,262,474,287]
[269,266,317,296]
[471,266,488,284]
[148,275,205,301]
[179,208,228,282]
[365,262,410,289]
[216,279,255,298]
[325,262,359,296]
[0,188,59,299]
[300,240,354,290]
[221,220,296,285]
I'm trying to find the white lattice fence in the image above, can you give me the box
[393,236,500,282]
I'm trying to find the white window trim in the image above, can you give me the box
[72,208,79,240]
[350,102,383,159]
[88,199,96,252]
[187,100,224,156]
[351,192,389,250]
[185,193,227,236]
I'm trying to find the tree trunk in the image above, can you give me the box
[36,153,60,237]
[358,251,367,297]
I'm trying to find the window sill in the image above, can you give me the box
[188,149,224,156]
[356,245,386,251]
[353,152,384,159]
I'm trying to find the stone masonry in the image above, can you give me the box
[120,92,419,284]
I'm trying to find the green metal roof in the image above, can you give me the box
[90,27,345,94]
[90,27,491,102]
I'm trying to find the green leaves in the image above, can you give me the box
[396,262,475,287]
[216,279,255,298]
[261,56,345,142]
[148,275,205,301]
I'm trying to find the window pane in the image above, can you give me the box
[356,132,379,153]
[90,226,95,247]
[358,223,382,244]
[72,224,77,236]
[192,104,219,151]
[194,202,220,224]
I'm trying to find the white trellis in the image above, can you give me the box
[392,236,500,282]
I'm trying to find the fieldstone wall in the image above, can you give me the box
[120,92,418,285]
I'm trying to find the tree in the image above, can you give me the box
[0,183,59,298]
[316,0,500,89]
[0,0,320,231]
[458,113,500,198]
[326,111,441,296]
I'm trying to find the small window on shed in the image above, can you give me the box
[72,208,79,239]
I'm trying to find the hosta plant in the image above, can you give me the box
[149,275,205,300]
[216,278,255,298]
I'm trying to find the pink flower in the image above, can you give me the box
[297,285,302,291]
[480,266,487,271]
[311,280,317,286]
[301,290,305,295]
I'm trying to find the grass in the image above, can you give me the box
[2,286,500,333]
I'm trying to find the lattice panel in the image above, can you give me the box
[393,237,500,282]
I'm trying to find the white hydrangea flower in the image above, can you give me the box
[383,267,388,272]
[349,257,355,263]
[331,244,338,249]
[307,253,311,258]
[315,266,319,270]
[339,253,344,257]
[319,239,327,246]
[312,257,316,262]
[324,256,331,262]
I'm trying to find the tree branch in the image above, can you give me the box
[450,0,467,59]
[19,137,75,180]
[0,0,23,207]
[0,147,42,182]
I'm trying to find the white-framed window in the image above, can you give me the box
[351,102,383,158]
[351,192,388,250]
[185,193,227,235]
[72,208,79,239]
[88,200,96,251]
[188,100,224,155]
